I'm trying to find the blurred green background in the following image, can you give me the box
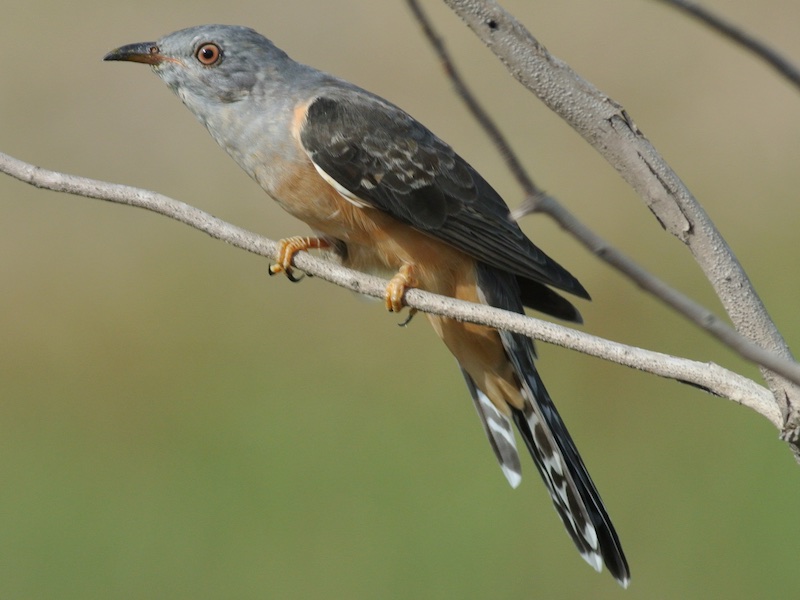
[2,1,799,598]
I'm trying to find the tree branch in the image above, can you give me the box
[0,150,781,428]
[407,0,798,428]
[440,0,800,441]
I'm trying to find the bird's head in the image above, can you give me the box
[104,24,290,105]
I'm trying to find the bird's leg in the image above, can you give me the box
[385,264,418,322]
[269,236,330,282]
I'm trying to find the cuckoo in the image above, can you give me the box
[105,24,629,586]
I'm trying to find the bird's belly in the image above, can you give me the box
[327,205,472,299]
[269,171,468,296]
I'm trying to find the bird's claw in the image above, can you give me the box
[269,236,329,283]
[397,308,418,327]
[385,264,417,314]
[268,265,305,282]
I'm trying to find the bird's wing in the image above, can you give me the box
[298,90,589,299]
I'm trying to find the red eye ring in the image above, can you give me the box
[195,42,221,65]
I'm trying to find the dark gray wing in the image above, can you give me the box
[300,91,589,301]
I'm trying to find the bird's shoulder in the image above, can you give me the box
[299,84,490,228]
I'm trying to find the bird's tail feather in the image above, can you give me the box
[473,262,630,588]
[462,369,522,488]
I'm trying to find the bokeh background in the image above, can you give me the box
[2,1,799,598]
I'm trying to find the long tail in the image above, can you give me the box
[467,262,630,587]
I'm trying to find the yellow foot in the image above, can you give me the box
[385,264,418,314]
[268,236,330,282]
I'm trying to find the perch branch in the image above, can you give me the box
[0,150,781,427]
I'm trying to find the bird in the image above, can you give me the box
[105,24,629,586]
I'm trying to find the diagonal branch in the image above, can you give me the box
[653,0,800,91]
[407,0,796,428]
[0,150,782,428]
[406,0,541,196]
[440,0,800,440]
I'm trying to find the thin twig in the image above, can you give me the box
[0,150,782,426]
[406,0,541,197]
[407,0,799,418]
[654,0,800,91]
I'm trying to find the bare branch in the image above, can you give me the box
[0,150,782,427]
[407,0,798,423]
[654,0,800,91]
[441,0,800,436]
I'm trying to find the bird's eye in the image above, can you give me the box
[195,43,222,65]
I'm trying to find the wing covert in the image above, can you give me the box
[300,90,588,300]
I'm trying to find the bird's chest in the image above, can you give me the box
[223,117,464,291]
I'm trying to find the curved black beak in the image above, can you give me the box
[104,42,164,65]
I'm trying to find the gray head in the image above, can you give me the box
[104,25,292,104]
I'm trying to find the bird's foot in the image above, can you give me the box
[269,236,329,282]
[385,264,417,314]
